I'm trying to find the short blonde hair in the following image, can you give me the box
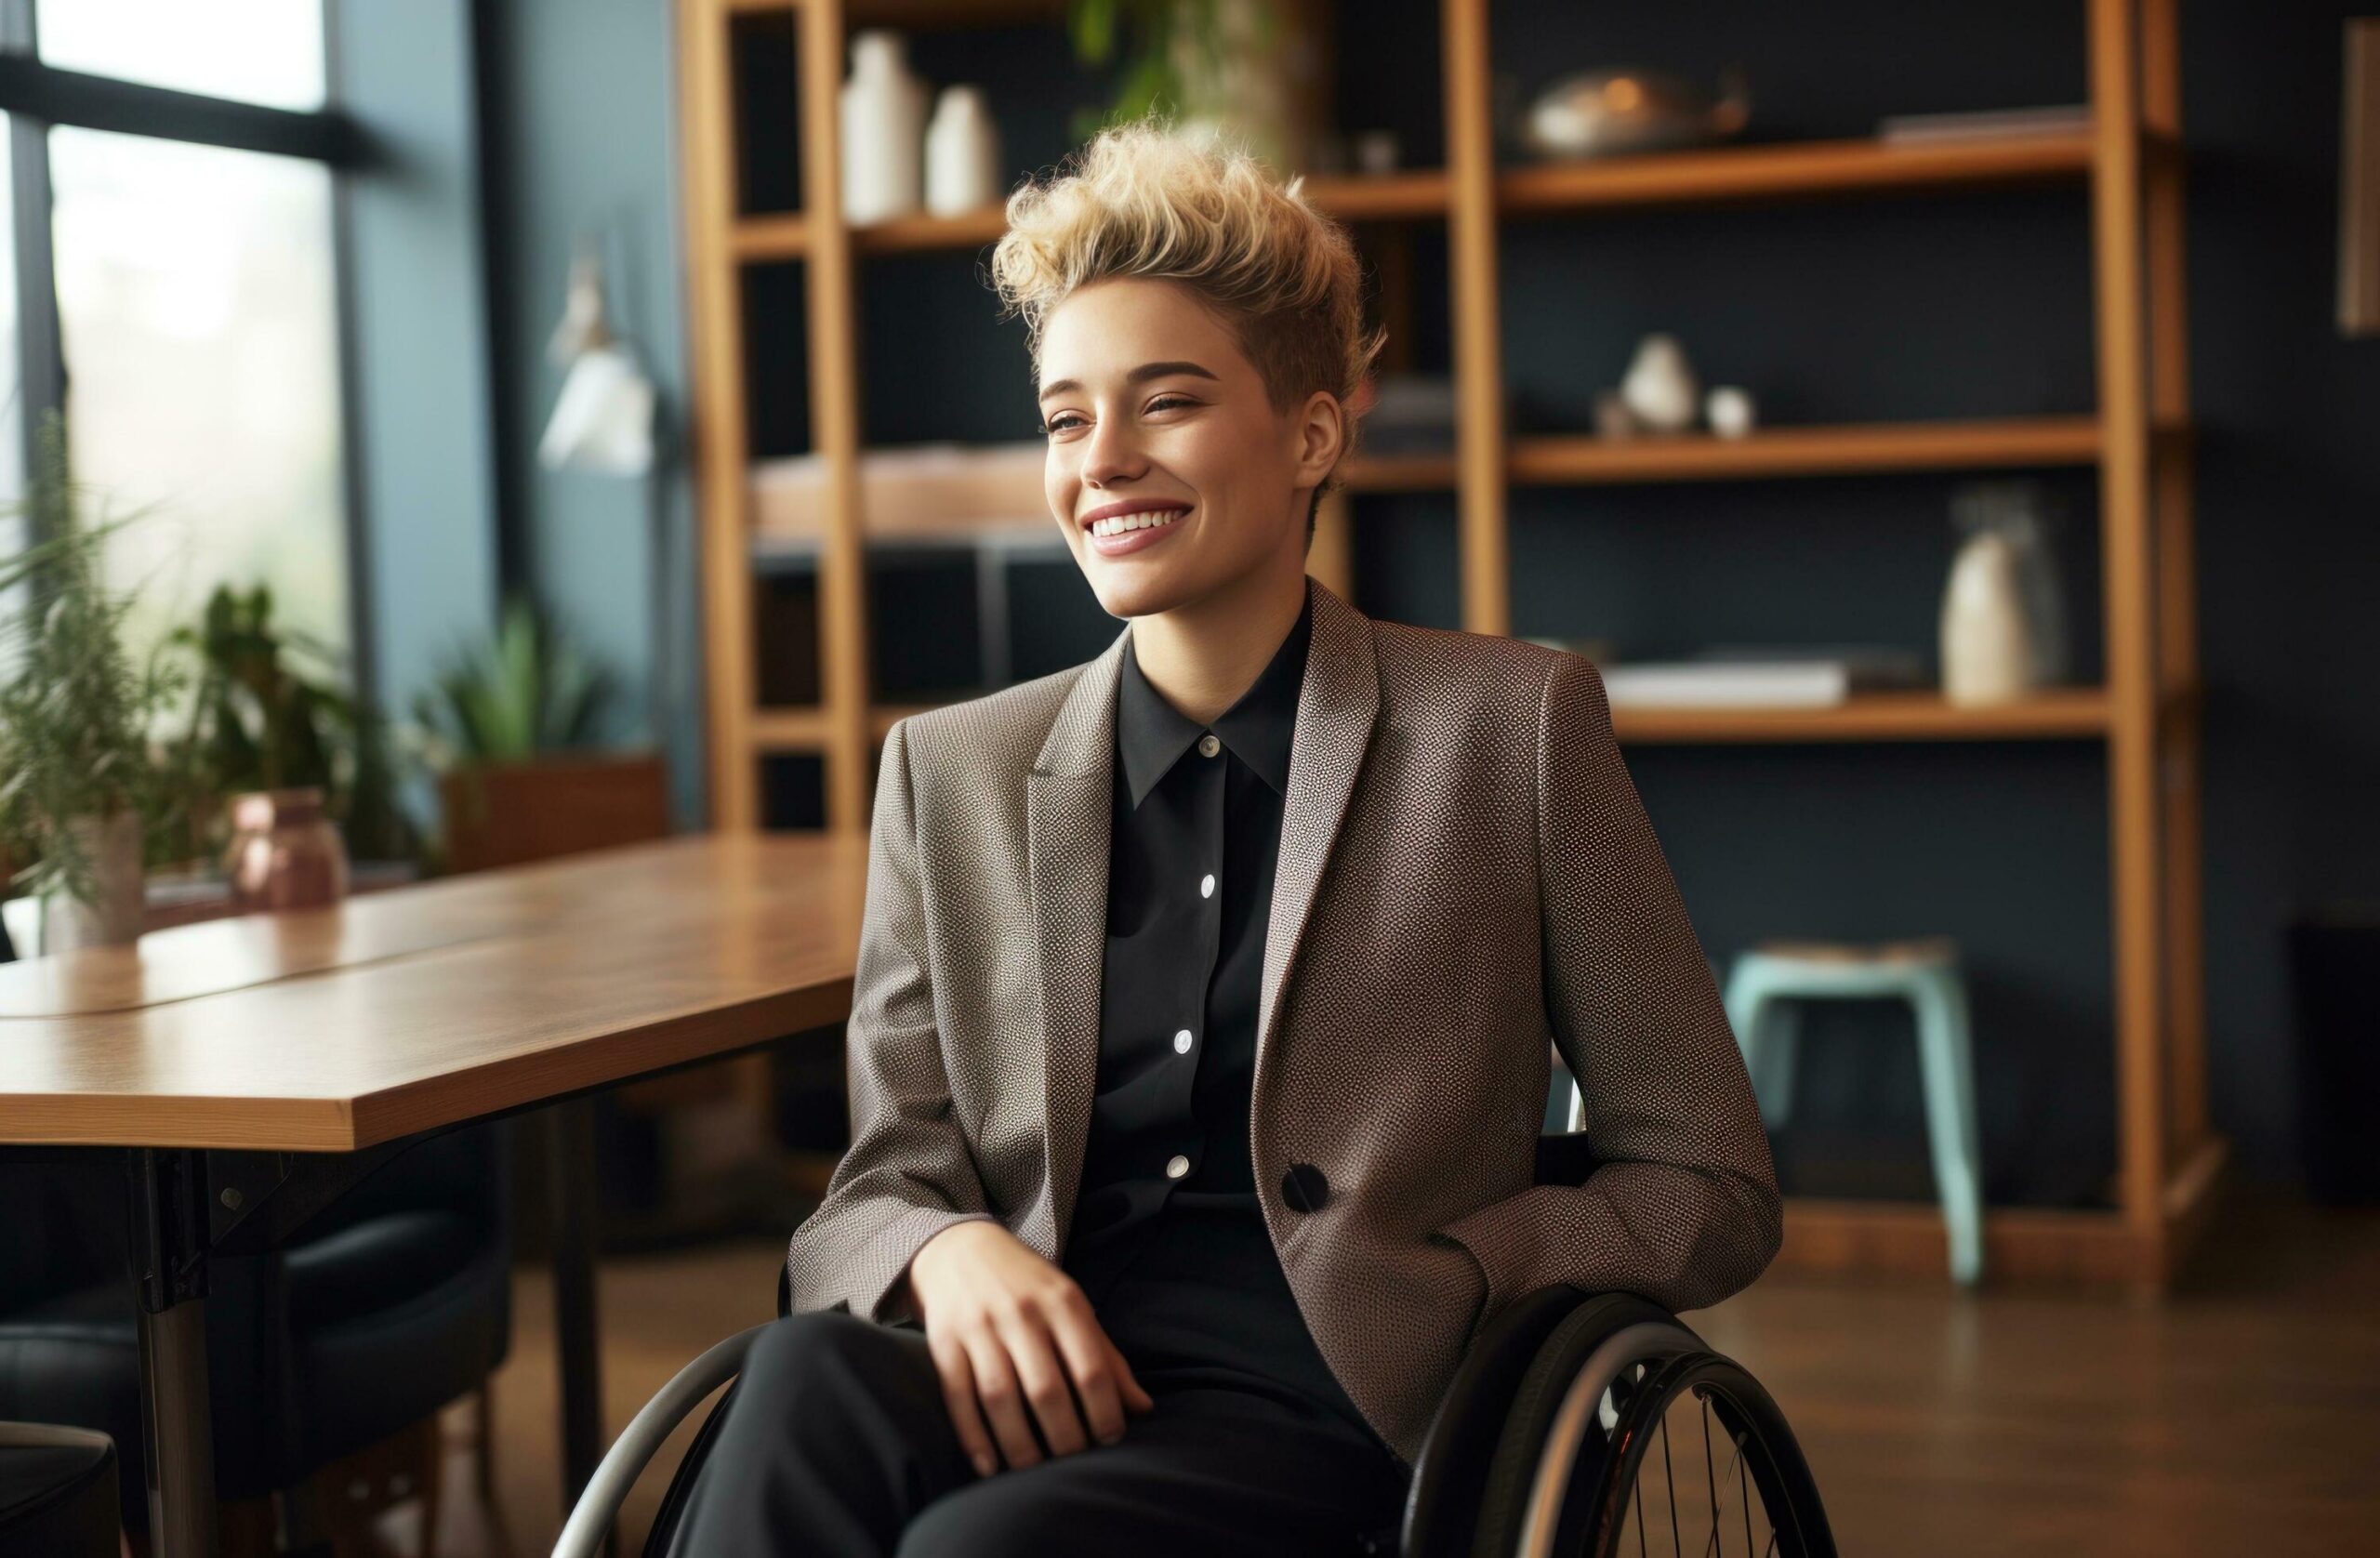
[988,116,1387,535]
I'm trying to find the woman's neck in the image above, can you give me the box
[1130,565,1308,728]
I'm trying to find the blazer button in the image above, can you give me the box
[1281,1163,1329,1213]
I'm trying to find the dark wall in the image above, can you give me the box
[1369,0,2372,1204]
[1406,0,2373,1201]
[483,0,2376,1200]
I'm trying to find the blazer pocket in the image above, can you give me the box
[1427,1226,1492,1348]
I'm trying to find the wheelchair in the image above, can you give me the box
[553,1074,1835,1558]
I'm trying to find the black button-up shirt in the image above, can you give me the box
[1057,588,1386,1457]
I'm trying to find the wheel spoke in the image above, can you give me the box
[1701,1395,1719,1553]
[1659,1407,1682,1558]
[1697,1420,1751,1558]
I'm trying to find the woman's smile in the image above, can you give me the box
[1086,506,1192,556]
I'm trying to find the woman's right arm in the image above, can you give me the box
[784,717,1002,1321]
[787,717,1151,1474]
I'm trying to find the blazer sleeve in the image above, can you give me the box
[1437,651,1783,1317]
[785,716,1001,1324]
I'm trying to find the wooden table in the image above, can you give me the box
[0,832,867,1558]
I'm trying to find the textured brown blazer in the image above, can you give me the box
[787,573,1782,1464]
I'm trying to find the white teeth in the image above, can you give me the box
[1090,508,1187,537]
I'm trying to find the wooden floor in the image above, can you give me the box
[411,1182,2380,1557]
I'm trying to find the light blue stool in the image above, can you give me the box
[1722,937,1985,1287]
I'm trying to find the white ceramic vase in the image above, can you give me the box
[1939,530,2035,705]
[1620,333,1699,432]
[40,808,146,955]
[840,30,927,224]
[925,86,1002,216]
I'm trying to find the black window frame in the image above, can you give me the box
[0,0,380,696]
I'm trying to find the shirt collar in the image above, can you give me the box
[1116,588,1312,810]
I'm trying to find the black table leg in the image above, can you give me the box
[545,1095,615,1556]
[127,1146,220,1558]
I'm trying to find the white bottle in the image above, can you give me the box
[925,86,1002,216]
[1939,530,2035,705]
[1620,333,1699,432]
[840,30,926,224]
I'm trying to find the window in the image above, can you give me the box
[0,0,360,683]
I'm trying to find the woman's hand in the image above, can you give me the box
[902,1221,1156,1476]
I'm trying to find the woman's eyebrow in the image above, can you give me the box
[1038,360,1221,401]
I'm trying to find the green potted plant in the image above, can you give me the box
[1065,0,1323,175]
[411,595,668,875]
[0,414,192,953]
[159,580,422,906]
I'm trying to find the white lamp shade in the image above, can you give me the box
[539,343,655,476]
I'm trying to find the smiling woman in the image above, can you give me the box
[985,118,1385,648]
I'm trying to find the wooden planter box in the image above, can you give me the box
[437,750,671,877]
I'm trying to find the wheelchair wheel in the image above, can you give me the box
[1469,1296,1833,1558]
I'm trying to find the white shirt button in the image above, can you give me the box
[1165,1154,1190,1179]
[1199,873,1215,898]
[1197,733,1221,758]
[1173,1029,1193,1053]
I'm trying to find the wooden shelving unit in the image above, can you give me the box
[675,0,2216,1292]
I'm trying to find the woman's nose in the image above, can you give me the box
[1080,412,1145,486]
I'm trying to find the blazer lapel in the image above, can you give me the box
[1024,575,1381,1256]
[1025,619,1126,1258]
[1257,577,1381,1086]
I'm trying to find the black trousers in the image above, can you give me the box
[671,1310,1410,1556]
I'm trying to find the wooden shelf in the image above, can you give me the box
[1611,688,2109,744]
[731,131,2094,262]
[1336,416,2106,493]
[718,0,1064,23]
[681,0,2211,1291]
[1499,130,2096,213]
[1343,448,1459,492]
[750,706,831,753]
[1302,169,1453,220]
[732,170,1454,263]
[1511,416,2104,484]
[742,418,2108,513]
[748,688,2112,753]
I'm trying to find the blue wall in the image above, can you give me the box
[476,0,706,828]
[331,0,501,764]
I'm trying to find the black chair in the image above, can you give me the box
[0,1422,120,1558]
[0,1122,513,1545]
[554,1072,1833,1558]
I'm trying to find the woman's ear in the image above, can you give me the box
[1291,389,1346,486]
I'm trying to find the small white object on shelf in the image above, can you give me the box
[1939,530,2035,704]
[840,30,927,224]
[1354,129,1401,175]
[1620,333,1699,432]
[1705,385,1757,438]
[925,86,1002,216]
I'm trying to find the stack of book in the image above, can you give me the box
[1876,104,2091,145]
[1596,645,1927,708]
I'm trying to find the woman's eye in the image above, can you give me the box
[1039,395,1194,438]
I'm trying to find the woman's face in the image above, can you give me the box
[1038,276,1337,621]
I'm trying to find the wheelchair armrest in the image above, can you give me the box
[550,1322,774,1558]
